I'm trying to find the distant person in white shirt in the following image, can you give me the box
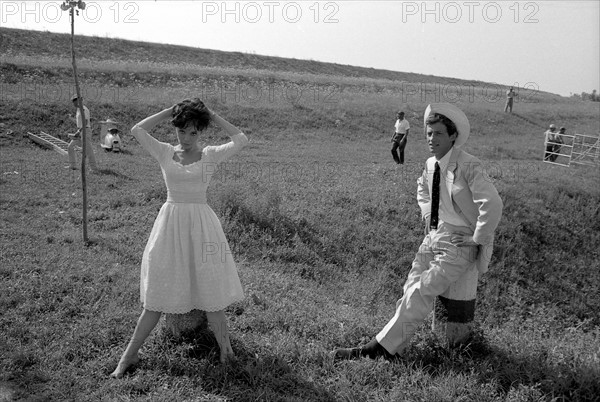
[504,87,517,113]
[67,95,98,171]
[391,111,410,164]
[544,124,564,162]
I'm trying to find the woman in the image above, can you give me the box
[111,99,248,378]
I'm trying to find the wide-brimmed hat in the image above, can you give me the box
[424,103,470,148]
[102,118,120,125]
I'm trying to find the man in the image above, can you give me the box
[391,111,410,164]
[504,87,516,113]
[544,124,564,162]
[334,103,503,360]
[553,127,566,162]
[67,95,98,171]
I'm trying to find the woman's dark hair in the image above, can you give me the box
[171,98,211,131]
[425,112,458,138]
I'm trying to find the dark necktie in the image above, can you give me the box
[430,162,440,229]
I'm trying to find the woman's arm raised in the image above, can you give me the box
[204,108,248,163]
[135,107,172,131]
[130,107,173,161]
[208,109,244,138]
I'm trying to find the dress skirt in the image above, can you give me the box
[140,201,244,313]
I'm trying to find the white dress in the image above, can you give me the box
[131,125,248,313]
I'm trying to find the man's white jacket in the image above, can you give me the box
[417,148,504,273]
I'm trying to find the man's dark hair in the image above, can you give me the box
[425,113,458,138]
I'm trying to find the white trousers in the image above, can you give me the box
[376,222,478,355]
[68,132,97,169]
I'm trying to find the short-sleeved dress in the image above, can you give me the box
[131,125,248,313]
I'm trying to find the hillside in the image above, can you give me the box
[3,27,598,144]
[1,27,496,88]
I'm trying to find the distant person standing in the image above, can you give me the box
[549,126,565,162]
[504,87,517,113]
[557,127,567,142]
[67,95,98,171]
[391,111,410,164]
[544,124,563,162]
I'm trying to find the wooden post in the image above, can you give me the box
[164,310,208,340]
[432,268,478,346]
[62,0,89,244]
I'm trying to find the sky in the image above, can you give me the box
[2,0,599,97]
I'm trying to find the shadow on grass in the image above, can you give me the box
[88,234,139,264]
[94,168,133,180]
[405,330,599,401]
[217,187,345,270]
[510,112,547,129]
[100,148,134,156]
[140,328,339,401]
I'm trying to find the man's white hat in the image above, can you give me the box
[424,103,470,148]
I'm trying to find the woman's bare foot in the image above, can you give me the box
[206,310,236,364]
[109,355,140,378]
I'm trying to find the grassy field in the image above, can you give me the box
[1,28,599,401]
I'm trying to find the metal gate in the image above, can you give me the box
[543,132,599,167]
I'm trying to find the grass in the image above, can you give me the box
[1,28,600,401]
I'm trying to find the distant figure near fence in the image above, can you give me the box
[542,129,600,167]
[333,103,503,361]
[555,127,567,159]
[504,87,517,113]
[544,124,564,162]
